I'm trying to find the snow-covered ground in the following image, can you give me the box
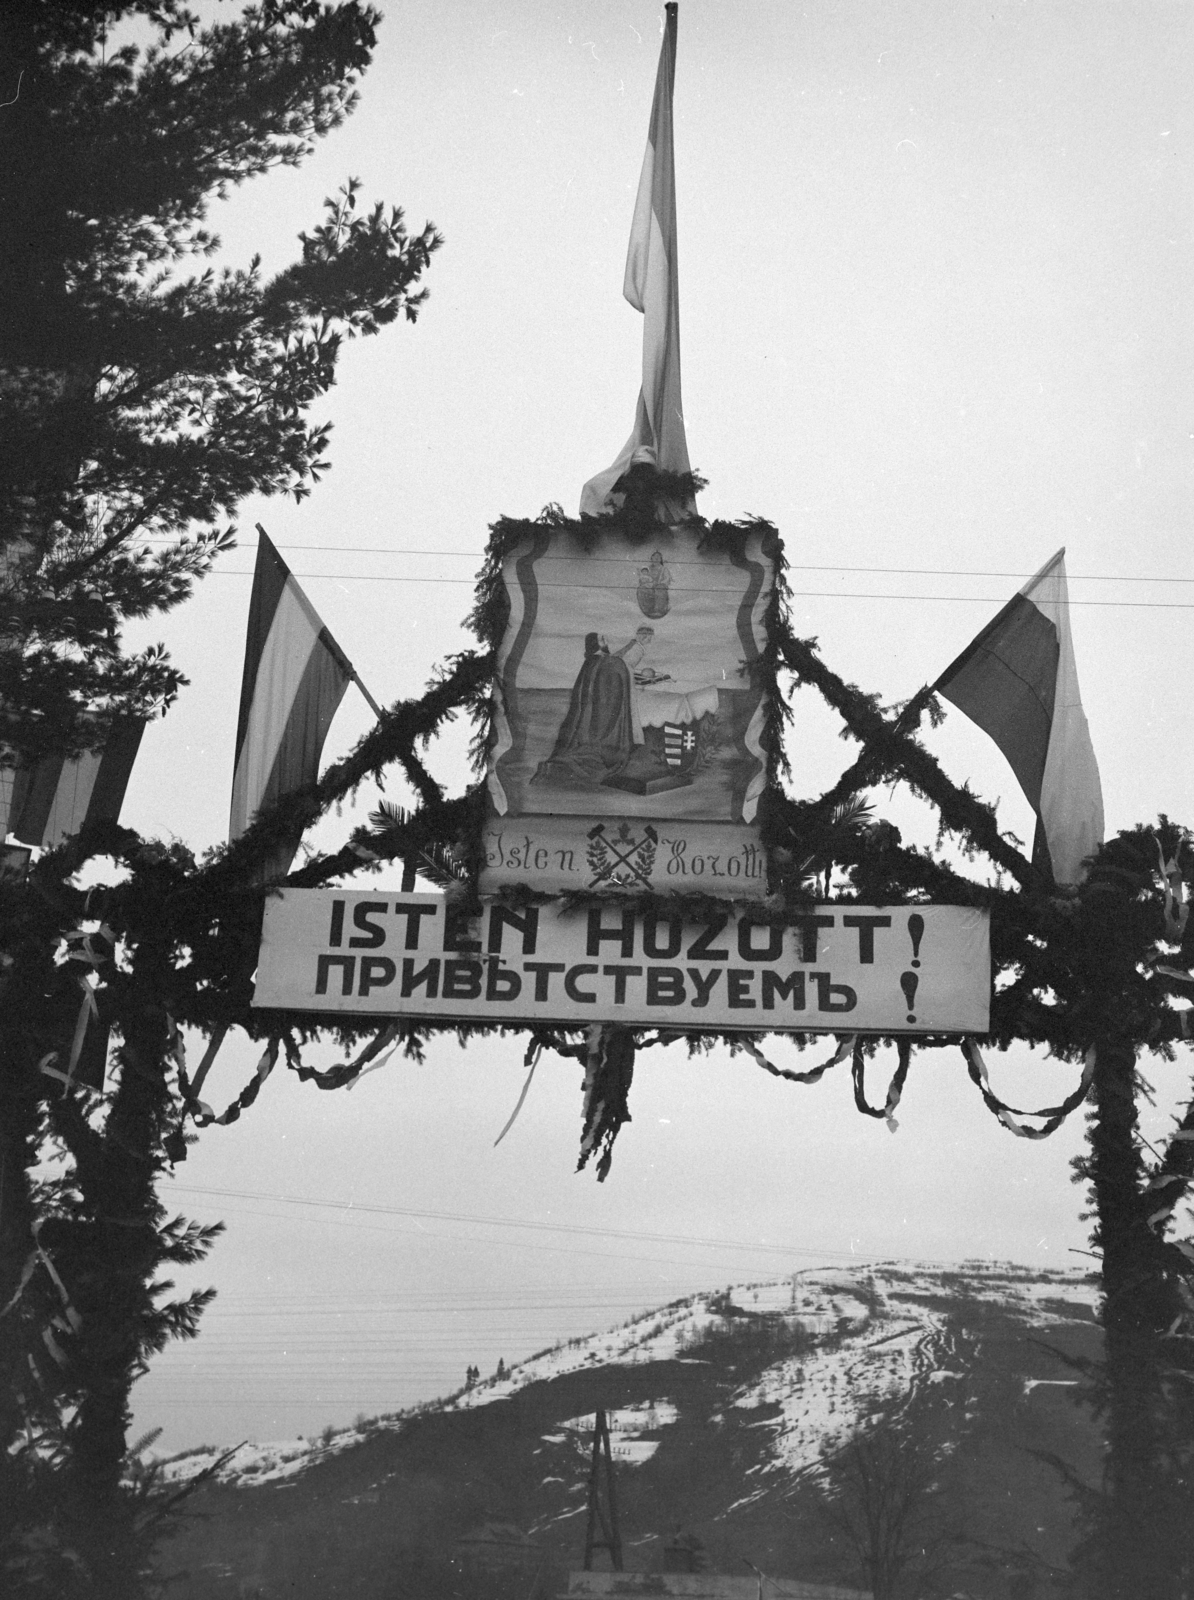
[550,1400,681,1466]
[157,1424,373,1489]
[727,1291,956,1493]
[155,1262,1097,1491]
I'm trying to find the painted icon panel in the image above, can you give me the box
[484,523,776,896]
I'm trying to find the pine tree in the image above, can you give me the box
[0,4,438,1592]
[0,0,439,761]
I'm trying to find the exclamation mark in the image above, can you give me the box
[900,971,918,1023]
[902,914,924,1022]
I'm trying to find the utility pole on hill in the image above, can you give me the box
[583,1409,623,1571]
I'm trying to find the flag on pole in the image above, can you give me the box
[580,3,691,516]
[229,530,351,847]
[0,719,145,848]
[934,548,1103,885]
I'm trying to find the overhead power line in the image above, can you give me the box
[144,537,1194,586]
[166,1180,949,1265]
[201,571,1194,608]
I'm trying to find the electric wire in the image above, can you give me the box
[199,571,1194,607]
[166,1180,924,1264]
[142,536,1194,586]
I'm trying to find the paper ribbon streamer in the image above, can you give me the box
[0,1252,39,1319]
[32,1223,81,1335]
[165,1011,186,1073]
[1142,1125,1194,1234]
[177,1022,230,1107]
[283,1024,406,1093]
[1156,835,1190,942]
[60,978,100,1095]
[0,1220,86,1377]
[191,1038,279,1127]
[345,1022,404,1089]
[53,923,115,1096]
[37,1050,73,1089]
[576,1024,636,1182]
[494,1036,543,1146]
[851,1039,912,1131]
[61,923,115,970]
[42,1325,69,1368]
[962,1038,1095,1139]
[737,1034,856,1087]
[1146,1173,1186,1192]
[492,1025,658,1149]
[1154,964,1194,987]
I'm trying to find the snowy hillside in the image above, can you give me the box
[158,1260,1097,1495]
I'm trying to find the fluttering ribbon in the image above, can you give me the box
[345,1022,404,1089]
[1140,1100,1194,1237]
[491,1028,674,1163]
[0,1252,39,1320]
[576,1024,636,1182]
[182,1022,230,1105]
[51,923,116,1095]
[851,1038,912,1131]
[191,1038,279,1127]
[0,1220,84,1378]
[37,1051,78,1092]
[494,1036,544,1147]
[1156,834,1190,942]
[962,1038,1095,1139]
[31,1221,81,1335]
[165,1020,232,1157]
[737,1033,856,1087]
[283,1024,407,1093]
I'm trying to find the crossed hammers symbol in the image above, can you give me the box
[587,823,659,886]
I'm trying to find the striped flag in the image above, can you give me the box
[0,719,145,848]
[581,3,691,516]
[229,530,352,850]
[935,549,1103,885]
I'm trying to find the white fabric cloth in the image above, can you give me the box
[1023,549,1104,885]
[580,8,691,516]
[637,684,719,729]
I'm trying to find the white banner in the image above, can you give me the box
[253,892,989,1034]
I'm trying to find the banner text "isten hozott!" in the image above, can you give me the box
[253,892,990,1033]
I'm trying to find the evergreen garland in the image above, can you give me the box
[4,480,1194,1594]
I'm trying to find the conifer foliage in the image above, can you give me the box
[0,0,440,761]
[0,4,438,1593]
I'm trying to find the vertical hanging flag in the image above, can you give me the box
[229,530,352,849]
[580,3,691,516]
[1,719,145,848]
[935,548,1103,885]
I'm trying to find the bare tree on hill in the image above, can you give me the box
[816,1399,965,1600]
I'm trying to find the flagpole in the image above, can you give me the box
[253,524,385,720]
[349,673,385,721]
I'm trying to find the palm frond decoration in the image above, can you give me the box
[828,794,875,835]
[791,794,878,896]
[367,800,467,887]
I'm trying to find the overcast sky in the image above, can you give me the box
[112,0,1194,1452]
